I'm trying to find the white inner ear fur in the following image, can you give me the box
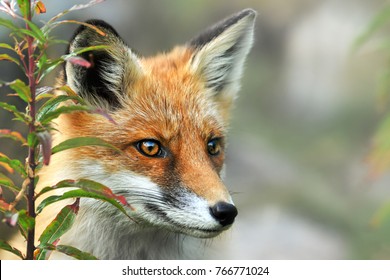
[190,13,256,98]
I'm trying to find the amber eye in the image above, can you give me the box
[207,138,222,156]
[136,140,164,157]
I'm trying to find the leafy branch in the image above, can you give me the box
[0,0,132,260]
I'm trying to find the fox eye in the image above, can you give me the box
[136,140,164,157]
[207,138,222,156]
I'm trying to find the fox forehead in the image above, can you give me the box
[116,47,227,142]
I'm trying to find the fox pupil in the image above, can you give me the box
[138,140,161,157]
[207,139,221,156]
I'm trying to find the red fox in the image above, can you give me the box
[5,9,256,259]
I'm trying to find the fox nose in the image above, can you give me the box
[210,202,238,226]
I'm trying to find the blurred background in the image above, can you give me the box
[1,0,390,259]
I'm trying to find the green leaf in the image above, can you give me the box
[0,54,20,66]
[38,244,98,260]
[36,179,130,207]
[38,105,90,125]
[0,153,27,178]
[354,6,390,51]
[0,172,20,194]
[37,95,84,121]
[18,210,35,240]
[37,58,64,82]
[371,202,390,228]
[0,43,15,52]
[17,0,30,18]
[63,44,109,58]
[9,79,31,102]
[27,132,39,148]
[367,114,390,176]
[0,239,24,259]
[0,129,27,144]
[23,19,46,44]
[0,18,19,31]
[36,199,79,260]
[0,101,30,124]
[52,136,121,155]
[36,188,131,219]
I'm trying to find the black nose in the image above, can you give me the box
[210,202,238,226]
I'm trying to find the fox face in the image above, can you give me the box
[53,9,255,243]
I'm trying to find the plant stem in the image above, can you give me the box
[25,0,37,261]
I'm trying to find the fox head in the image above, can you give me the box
[59,9,256,238]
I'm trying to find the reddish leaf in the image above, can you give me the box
[36,189,133,219]
[0,162,13,173]
[35,1,46,14]
[0,129,26,144]
[17,210,35,240]
[0,198,11,212]
[0,152,27,177]
[37,199,80,260]
[38,244,98,260]
[8,79,31,102]
[37,131,52,165]
[37,179,130,208]
[90,108,117,124]
[66,56,91,68]
[0,239,24,259]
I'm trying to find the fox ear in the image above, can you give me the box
[189,9,256,98]
[65,20,142,109]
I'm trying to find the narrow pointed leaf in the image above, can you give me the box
[39,199,79,245]
[18,210,35,240]
[36,199,79,260]
[37,95,84,121]
[0,172,20,194]
[0,239,24,259]
[38,105,90,124]
[45,0,105,28]
[0,101,30,123]
[0,162,13,173]
[46,19,106,37]
[0,153,27,177]
[36,189,131,219]
[39,244,97,260]
[51,137,121,155]
[0,43,14,51]
[0,18,19,31]
[17,0,30,17]
[23,19,46,44]
[27,132,39,148]
[0,54,20,66]
[9,79,31,102]
[0,129,27,144]
[37,131,52,165]
[37,179,129,207]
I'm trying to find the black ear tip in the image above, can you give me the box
[239,8,257,19]
[189,9,257,49]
